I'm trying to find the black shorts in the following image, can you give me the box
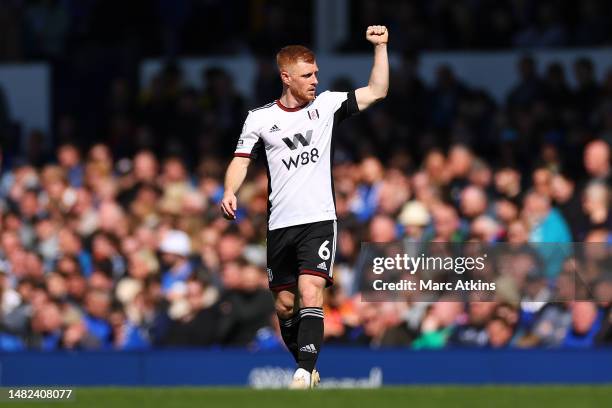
[267,220,337,291]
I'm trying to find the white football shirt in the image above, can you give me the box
[235,90,358,230]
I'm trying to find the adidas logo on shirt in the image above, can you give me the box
[270,124,281,132]
[299,344,318,354]
[317,262,327,271]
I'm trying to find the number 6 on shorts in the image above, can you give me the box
[318,240,330,260]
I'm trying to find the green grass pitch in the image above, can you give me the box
[3,386,612,408]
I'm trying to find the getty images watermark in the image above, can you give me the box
[356,242,605,302]
[371,252,494,292]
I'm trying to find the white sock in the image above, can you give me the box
[293,368,311,384]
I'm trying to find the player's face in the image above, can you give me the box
[285,60,319,102]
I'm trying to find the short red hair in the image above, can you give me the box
[276,45,315,71]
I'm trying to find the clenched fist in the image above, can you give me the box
[366,25,388,45]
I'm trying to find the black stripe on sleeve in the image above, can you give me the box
[334,91,359,123]
[249,137,264,161]
[346,90,359,115]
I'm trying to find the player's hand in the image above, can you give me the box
[221,192,237,220]
[366,25,388,45]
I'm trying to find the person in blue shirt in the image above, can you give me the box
[525,191,572,243]
[57,143,85,188]
[26,301,63,350]
[83,289,112,347]
[523,191,572,278]
[108,305,150,350]
[562,301,603,348]
[159,230,194,295]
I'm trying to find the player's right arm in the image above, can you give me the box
[221,157,251,220]
[221,111,261,220]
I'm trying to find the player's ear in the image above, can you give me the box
[280,70,291,86]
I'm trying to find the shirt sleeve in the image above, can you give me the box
[234,112,261,158]
[325,91,359,123]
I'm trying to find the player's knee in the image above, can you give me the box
[275,301,294,319]
[274,292,296,319]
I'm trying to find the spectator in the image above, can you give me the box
[487,317,514,348]
[471,215,502,243]
[216,263,274,346]
[412,302,462,349]
[58,228,93,277]
[158,229,193,296]
[25,299,62,350]
[398,200,431,241]
[429,66,467,131]
[523,191,571,244]
[460,185,489,221]
[447,144,474,203]
[448,302,496,347]
[82,289,112,347]
[162,277,218,347]
[351,157,384,222]
[583,139,611,184]
[563,302,603,348]
[550,172,586,240]
[542,62,572,110]
[582,181,612,233]
[507,56,544,109]
[428,204,466,242]
[369,215,397,243]
[322,284,357,344]
[57,143,84,188]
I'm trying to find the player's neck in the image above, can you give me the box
[278,90,308,109]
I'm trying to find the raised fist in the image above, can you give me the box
[366,25,388,45]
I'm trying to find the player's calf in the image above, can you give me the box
[296,306,324,374]
[295,275,325,375]
[274,289,300,363]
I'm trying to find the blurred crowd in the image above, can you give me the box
[0,0,310,61]
[347,0,612,51]
[2,47,612,351]
[1,0,612,62]
[3,0,612,155]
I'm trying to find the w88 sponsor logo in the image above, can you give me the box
[282,148,319,170]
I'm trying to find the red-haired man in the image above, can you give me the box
[221,25,389,389]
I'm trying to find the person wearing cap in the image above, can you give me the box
[159,229,193,295]
[398,200,431,241]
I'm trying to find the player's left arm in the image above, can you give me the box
[355,25,389,111]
